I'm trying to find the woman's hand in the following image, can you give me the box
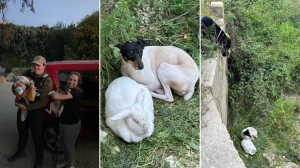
[16,103,27,111]
[15,92,28,98]
[20,92,28,98]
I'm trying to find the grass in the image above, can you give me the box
[0,50,29,68]
[100,88,199,167]
[11,67,31,82]
[202,0,300,167]
[101,0,200,167]
[0,50,31,79]
[229,98,300,168]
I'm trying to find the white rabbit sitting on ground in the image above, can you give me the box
[105,76,154,143]
[241,127,257,140]
[241,139,257,155]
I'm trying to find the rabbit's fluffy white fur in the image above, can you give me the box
[241,139,256,155]
[105,77,154,143]
[241,127,257,140]
[15,76,31,84]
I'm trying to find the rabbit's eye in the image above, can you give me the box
[133,119,138,124]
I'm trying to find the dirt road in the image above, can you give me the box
[0,82,99,168]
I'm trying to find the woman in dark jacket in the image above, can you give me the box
[9,56,53,168]
[51,71,83,168]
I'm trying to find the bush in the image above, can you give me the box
[221,0,300,166]
[64,11,99,60]
[5,67,12,74]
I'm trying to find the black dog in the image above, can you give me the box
[201,16,231,56]
[59,85,69,95]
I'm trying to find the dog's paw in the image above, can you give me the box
[165,96,174,102]
[48,91,55,95]
[45,109,51,114]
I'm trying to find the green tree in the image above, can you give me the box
[0,0,35,22]
[64,10,99,60]
[45,21,76,61]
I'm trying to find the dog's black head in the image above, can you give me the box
[243,129,251,137]
[59,85,69,95]
[201,16,231,57]
[116,39,146,70]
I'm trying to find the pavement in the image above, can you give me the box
[0,82,99,168]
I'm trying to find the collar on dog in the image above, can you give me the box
[217,29,224,41]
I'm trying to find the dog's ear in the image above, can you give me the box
[243,129,251,137]
[115,44,124,51]
[226,38,231,49]
[137,39,146,49]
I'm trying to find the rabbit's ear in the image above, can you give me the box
[110,109,131,120]
[135,88,145,106]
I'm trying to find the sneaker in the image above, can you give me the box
[7,149,27,162]
[56,160,68,168]
[34,154,44,168]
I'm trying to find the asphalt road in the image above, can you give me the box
[0,82,99,168]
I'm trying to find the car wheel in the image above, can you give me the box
[43,120,63,154]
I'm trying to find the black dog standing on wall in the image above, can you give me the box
[201,16,231,57]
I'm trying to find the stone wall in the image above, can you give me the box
[201,53,245,168]
[200,2,245,167]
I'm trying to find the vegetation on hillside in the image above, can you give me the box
[0,10,99,71]
[64,11,99,60]
[202,0,300,167]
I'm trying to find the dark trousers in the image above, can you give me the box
[17,108,46,155]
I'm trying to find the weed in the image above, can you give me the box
[218,0,300,166]
[100,0,199,166]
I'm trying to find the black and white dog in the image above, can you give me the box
[116,40,199,102]
[201,16,231,56]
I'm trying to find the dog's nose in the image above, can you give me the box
[137,60,144,70]
[222,51,228,56]
[138,65,144,70]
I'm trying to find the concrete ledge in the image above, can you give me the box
[201,54,245,168]
[202,54,228,125]
[201,2,245,167]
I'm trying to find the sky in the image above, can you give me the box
[4,0,99,27]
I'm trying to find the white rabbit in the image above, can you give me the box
[241,127,257,140]
[15,76,31,84]
[105,77,154,143]
[241,139,257,155]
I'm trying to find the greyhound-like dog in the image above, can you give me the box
[116,40,199,102]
